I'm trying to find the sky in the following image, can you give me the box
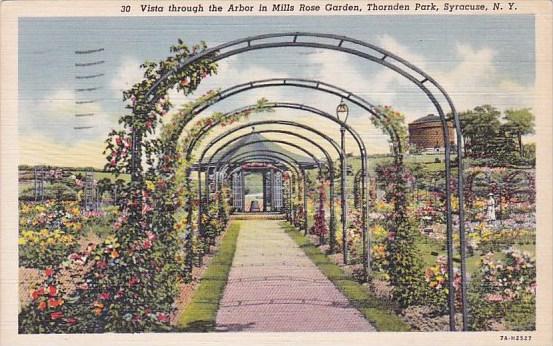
[18,15,535,168]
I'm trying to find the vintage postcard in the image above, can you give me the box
[1,0,552,345]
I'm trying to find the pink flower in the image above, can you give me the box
[156,312,169,322]
[65,317,78,325]
[143,239,153,250]
[142,203,153,215]
[485,293,504,302]
[128,276,139,287]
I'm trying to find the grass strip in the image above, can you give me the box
[282,222,411,331]
[176,221,240,332]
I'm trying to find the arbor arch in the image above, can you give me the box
[202,123,342,248]
[114,32,467,331]
[211,136,330,232]
[183,101,370,274]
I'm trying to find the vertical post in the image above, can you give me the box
[302,169,308,235]
[240,169,245,213]
[453,113,469,331]
[290,175,295,225]
[340,126,348,265]
[288,174,294,220]
[197,165,204,265]
[262,171,267,212]
[184,168,194,276]
[34,168,38,201]
[270,169,276,211]
[329,169,336,253]
[361,153,370,281]
[442,127,456,332]
[205,166,211,205]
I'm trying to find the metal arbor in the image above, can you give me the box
[131,32,467,331]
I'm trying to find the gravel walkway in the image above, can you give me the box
[215,220,375,332]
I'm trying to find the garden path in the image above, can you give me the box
[215,220,375,332]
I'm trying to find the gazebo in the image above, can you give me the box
[203,132,318,212]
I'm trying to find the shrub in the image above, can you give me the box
[19,229,79,269]
[468,248,536,330]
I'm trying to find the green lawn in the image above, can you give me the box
[414,234,535,274]
[175,222,240,332]
[282,222,410,331]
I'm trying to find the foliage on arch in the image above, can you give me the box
[19,39,274,333]
[375,164,427,306]
[371,105,409,159]
[310,180,329,244]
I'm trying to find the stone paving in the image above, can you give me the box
[215,220,375,332]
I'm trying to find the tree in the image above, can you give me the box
[459,105,501,158]
[503,108,535,156]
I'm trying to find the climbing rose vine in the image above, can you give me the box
[310,181,328,244]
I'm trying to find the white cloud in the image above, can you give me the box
[110,57,144,96]
[20,87,116,154]
[22,37,533,167]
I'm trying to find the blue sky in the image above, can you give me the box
[19,15,535,167]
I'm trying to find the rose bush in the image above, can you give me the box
[469,248,536,330]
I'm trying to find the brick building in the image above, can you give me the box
[408,114,455,152]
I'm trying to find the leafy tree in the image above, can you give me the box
[503,108,535,156]
[459,105,501,158]
[523,143,536,163]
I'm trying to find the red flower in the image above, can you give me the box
[128,276,139,287]
[48,285,57,296]
[51,311,64,320]
[31,287,45,300]
[45,268,53,277]
[96,260,107,270]
[156,312,169,322]
[99,292,110,300]
[143,239,153,250]
[38,301,47,311]
[146,231,156,241]
[65,317,78,325]
[48,298,63,308]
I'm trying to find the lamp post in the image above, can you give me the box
[336,99,349,265]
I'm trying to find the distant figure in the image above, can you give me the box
[250,200,260,212]
[486,193,496,222]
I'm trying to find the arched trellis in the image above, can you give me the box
[186,78,405,161]
[206,138,328,198]
[465,170,502,209]
[202,124,341,199]
[158,76,407,272]
[352,169,375,210]
[201,126,339,239]
[225,158,298,222]
[222,152,306,191]
[131,32,466,331]
[503,170,535,204]
[185,102,369,274]
[224,152,306,221]
[209,137,322,233]
[224,154,303,210]
[224,159,300,203]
